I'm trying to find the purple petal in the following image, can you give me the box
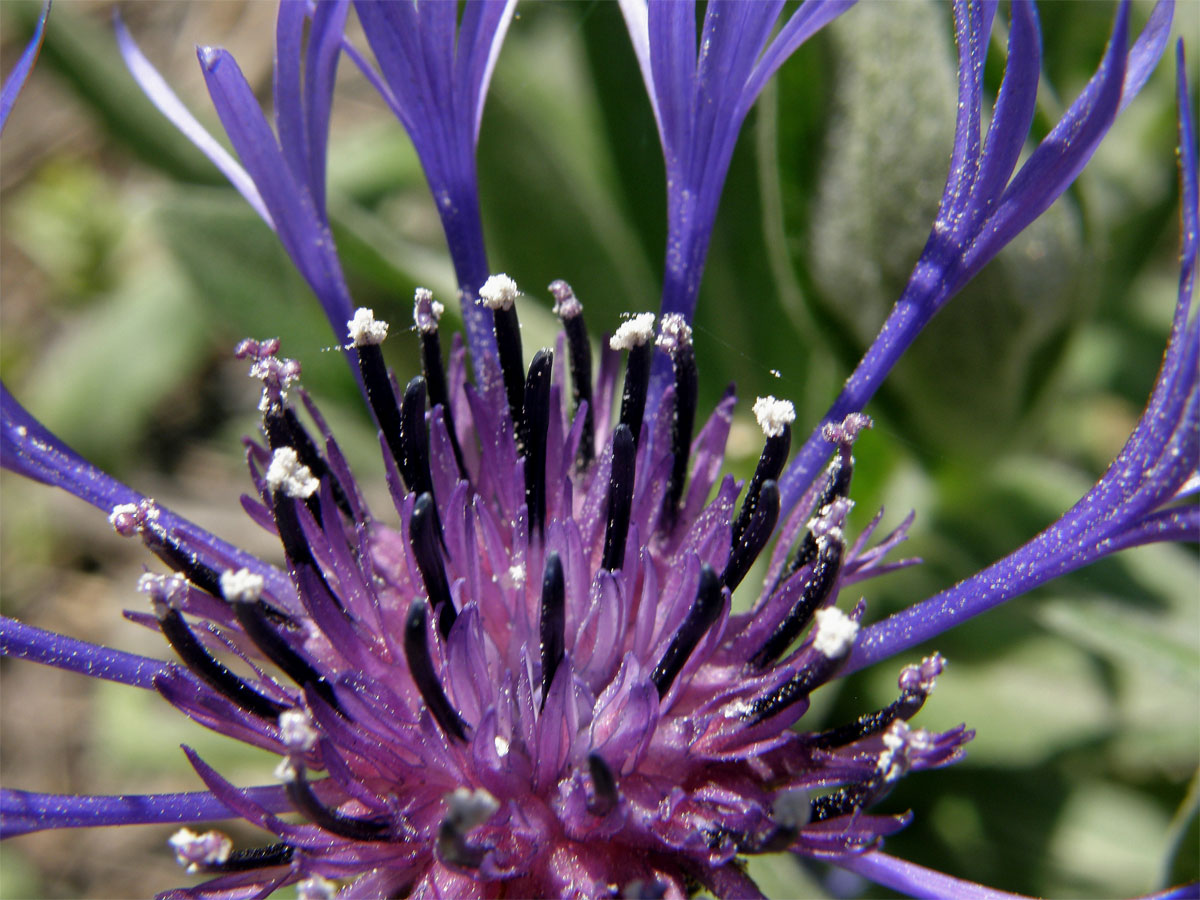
[0,617,166,690]
[836,849,1035,900]
[114,13,270,224]
[197,46,355,338]
[0,785,293,838]
[1,385,292,599]
[0,1,49,135]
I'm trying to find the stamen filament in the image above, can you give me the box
[287,767,389,841]
[651,565,722,697]
[602,425,637,572]
[522,349,554,535]
[403,600,469,742]
[410,493,455,639]
[156,606,285,720]
[539,552,565,708]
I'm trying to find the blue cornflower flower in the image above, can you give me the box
[0,2,1195,899]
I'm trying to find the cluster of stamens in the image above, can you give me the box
[108,276,968,896]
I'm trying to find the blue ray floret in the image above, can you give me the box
[0,2,1196,899]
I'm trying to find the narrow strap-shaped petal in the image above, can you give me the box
[779,1,1173,514]
[1,385,291,599]
[114,13,270,225]
[198,46,356,338]
[353,0,516,366]
[0,617,167,690]
[0,785,294,838]
[847,51,1197,673]
[836,849,1038,900]
[0,0,49,135]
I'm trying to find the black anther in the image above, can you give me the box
[651,565,723,697]
[403,600,469,742]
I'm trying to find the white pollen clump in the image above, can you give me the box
[655,313,692,351]
[753,396,796,438]
[412,288,445,334]
[609,312,656,350]
[266,447,320,498]
[220,568,265,604]
[347,307,389,347]
[494,734,511,757]
[168,828,232,873]
[108,502,140,533]
[445,787,500,831]
[812,607,859,658]
[479,273,519,310]
[278,709,319,752]
[297,876,338,900]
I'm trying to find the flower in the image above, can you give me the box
[0,2,1195,899]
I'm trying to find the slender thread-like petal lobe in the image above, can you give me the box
[1,385,292,599]
[0,617,167,690]
[780,0,1174,514]
[838,849,1045,900]
[845,41,1198,674]
[114,12,270,224]
[0,1,49,135]
[351,0,517,364]
[0,786,295,838]
[621,0,853,331]
[198,45,355,345]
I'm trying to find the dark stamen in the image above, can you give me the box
[271,491,317,573]
[746,641,848,725]
[651,565,722,697]
[399,377,437,501]
[810,784,873,823]
[288,766,389,841]
[356,342,407,477]
[550,280,595,466]
[780,452,853,584]
[232,595,339,713]
[137,522,223,599]
[264,407,351,518]
[415,293,467,478]
[619,341,652,447]
[521,349,553,535]
[410,493,455,639]
[492,308,525,448]
[403,600,469,741]
[804,688,929,750]
[751,535,844,668]
[587,753,618,817]
[602,425,637,572]
[722,480,780,591]
[732,423,791,549]
[156,606,285,720]
[660,318,698,529]
[539,552,565,708]
[206,842,294,873]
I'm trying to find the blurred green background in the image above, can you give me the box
[0,1,1196,897]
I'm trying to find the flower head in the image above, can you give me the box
[0,2,1195,899]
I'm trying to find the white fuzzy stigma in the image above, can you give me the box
[812,607,858,658]
[220,568,264,604]
[479,273,519,310]
[445,786,500,831]
[347,307,389,347]
[656,313,692,351]
[753,396,796,438]
[609,312,656,350]
[168,828,232,873]
[266,447,319,498]
[297,877,338,900]
[278,709,319,752]
[412,288,445,334]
